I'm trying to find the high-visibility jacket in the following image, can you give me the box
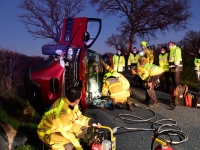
[102,62,130,103]
[194,56,200,72]
[102,62,129,90]
[102,76,130,103]
[37,97,92,150]
[112,54,125,72]
[137,64,164,81]
[138,49,154,66]
[169,45,183,72]
[128,52,140,66]
[159,53,169,72]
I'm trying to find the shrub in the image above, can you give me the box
[0,47,47,98]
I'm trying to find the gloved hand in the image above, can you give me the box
[128,66,131,70]
[147,82,152,89]
[77,126,88,138]
[92,123,101,128]
[131,69,137,74]
[175,65,178,71]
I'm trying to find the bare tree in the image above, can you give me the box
[89,0,193,52]
[18,0,86,43]
[105,33,137,54]
[105,33,131,52]
[182,30,200,53]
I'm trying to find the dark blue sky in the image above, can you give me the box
[0,0,200,56]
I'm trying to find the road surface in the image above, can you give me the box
[85,71,200,150]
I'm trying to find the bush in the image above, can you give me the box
[0,47,47,98]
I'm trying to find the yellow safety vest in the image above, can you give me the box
[128,53,140,65]
[112,54,125,72]
[159,53,169,72]
[194,57,200,72]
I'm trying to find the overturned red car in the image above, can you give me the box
[24,17,113,115]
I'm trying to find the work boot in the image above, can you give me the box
[116,103,123,109]
[127,99,134,111]
[148,102,159,107]
[116,103,126,109]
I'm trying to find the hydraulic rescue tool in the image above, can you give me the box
[90,126,116,150]
[152,136,173,150]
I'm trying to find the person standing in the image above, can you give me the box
[168,42,183,86]
[138,41,154,65]
[112,49,125,73]
[138,41,154,99]
[37,87,101,150]
[194,48,200,91]
[132,61,164,107]
[159,46,170,92]
[128,47,142,87]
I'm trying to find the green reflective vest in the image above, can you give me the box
[169,45,183,72]
[159,53,169,72]
[194,57,200,72]
[112,54,125,72]
[128,53,140,65]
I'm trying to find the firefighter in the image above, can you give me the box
[112,49,125,73]
[168,41,183,86]
[128,47,142,87]
[159,46,170,92]
[132,60,164,107]
[138,41,154,65]
[37,87,101,150]
[101,61,133,111]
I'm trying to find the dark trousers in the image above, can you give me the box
[146,73,163,103]
[132,74,143,87]
[195,72,200,91]
[160,71,170,91]
[171,72,181,86]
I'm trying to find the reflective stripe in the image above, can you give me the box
[56,100,65,130]
[128,53,140,65]
[109,82,121,89]
[169,65,175,68]
[110,91,126,97]
[169,64,182,68]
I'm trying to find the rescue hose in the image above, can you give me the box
[155,124,188,145]
[151,130,188,150]
[113,103,188,145]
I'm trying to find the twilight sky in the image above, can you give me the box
[0,0,200,56]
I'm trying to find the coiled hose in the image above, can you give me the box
[112,103,188,148]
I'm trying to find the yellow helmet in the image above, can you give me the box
[140,41,148,47]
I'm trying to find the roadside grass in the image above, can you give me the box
[0,96,43,150]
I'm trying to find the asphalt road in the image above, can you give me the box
[85,71,200,150]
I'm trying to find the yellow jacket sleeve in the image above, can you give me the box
[147,49,154,64]
[102,61,114,73]
[102,81,109,96]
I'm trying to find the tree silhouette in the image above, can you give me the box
[182,30,200,53]
[18,0,86,43]
[89,0,193,53]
